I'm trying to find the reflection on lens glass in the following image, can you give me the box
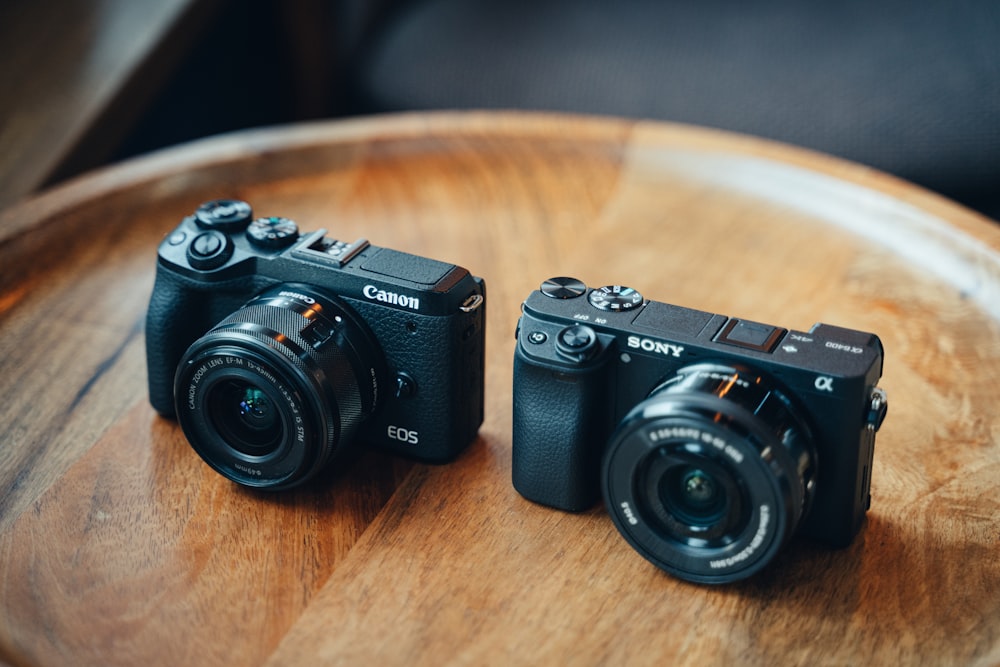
[638,447,748,548]
[661,465,727,527]
[210,380,284,457]
[239,386,271,420]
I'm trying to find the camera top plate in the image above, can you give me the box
[518,276,884,397]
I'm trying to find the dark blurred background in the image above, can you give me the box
[6,0,1000,219]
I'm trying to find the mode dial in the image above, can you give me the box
[588,285,643,312]
[246,216,300,249]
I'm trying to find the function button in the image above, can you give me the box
[194,200,252,231]
[588,285,643,312]
[526,331,548,345]
[716,319,786,353]
[540,277,587,299]
[556,324,599,361]
[187,230,233,270]
[246,216,300,249]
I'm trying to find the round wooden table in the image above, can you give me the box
[1,113,998,666]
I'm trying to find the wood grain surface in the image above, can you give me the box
[0,112,998,666]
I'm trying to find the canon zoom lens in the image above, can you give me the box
[174,284,386,489]
[602,363,816,584]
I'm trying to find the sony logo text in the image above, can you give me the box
[363,284,420,311]
[626,335,684,358]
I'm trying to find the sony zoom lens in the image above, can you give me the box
[174,284,386,489]
[602,363,816,584]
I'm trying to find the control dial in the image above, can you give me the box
[588,285,643,312]
[195,199,252,231]
[246,216,300,249]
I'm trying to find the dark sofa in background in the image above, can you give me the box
[121,0,1000,220]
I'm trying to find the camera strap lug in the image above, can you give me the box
[460,293,485,313]
[865,387,888,432]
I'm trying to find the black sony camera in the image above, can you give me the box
[146,200,486,489]
[512,277,888,584]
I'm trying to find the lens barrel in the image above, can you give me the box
[174,284,386,489]
[602,363,816,583]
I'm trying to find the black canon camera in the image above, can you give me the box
[512,277,887,584]
[146,200,486,489]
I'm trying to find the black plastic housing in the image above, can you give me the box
[146,201,486,465]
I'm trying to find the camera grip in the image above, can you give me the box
[145,270,208,416]
[512,351,612,512]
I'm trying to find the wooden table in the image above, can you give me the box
[1,113,998,666]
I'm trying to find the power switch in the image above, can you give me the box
[555,324,600,361]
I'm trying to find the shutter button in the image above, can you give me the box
[556,324,599,361]
[187,230,233,270]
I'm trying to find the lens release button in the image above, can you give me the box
[394,372,417,399]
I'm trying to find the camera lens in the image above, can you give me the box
[602,363,815,584]
[174,284,387,489]
[657,459,736,536]
[208,381,283,456]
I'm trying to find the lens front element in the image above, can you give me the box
[208,380,284,457]
[648,452,746,545]
[603,363,816,584]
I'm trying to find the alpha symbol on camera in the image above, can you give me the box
[814,376,835,392]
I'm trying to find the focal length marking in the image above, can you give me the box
[363,284,420,311]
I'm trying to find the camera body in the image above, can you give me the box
[513,277,887,583]
[147,200,486,487]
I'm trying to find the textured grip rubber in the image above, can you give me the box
[511,350,613,511]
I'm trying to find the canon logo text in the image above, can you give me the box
[363,284,420,311]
